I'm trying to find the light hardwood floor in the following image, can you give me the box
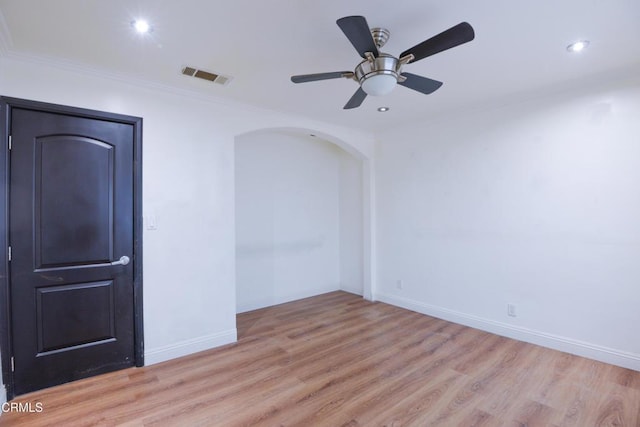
[1,291,639,426]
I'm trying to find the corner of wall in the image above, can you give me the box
[339,283,363,296]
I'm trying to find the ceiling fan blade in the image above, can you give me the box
[337,16,379,58]
[398,73,443,95]
[291,71,353,83]
[343,87,367,109]
[400,22,475,63]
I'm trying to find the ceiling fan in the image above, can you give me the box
[291,16,475,109]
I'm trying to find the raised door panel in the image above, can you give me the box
[35,135,115,269]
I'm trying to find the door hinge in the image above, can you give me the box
[8,135,11,151]
[8,246,11,262]
[11,357,14,372]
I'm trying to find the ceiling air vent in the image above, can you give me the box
[181,66,233,86]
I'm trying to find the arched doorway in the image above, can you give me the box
[234,128,367,313]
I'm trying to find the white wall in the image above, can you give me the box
[375,76,640,370]
[235,131,363,313]
[338,152,365,295]
[0,54,374,377]
[339,151,364,295]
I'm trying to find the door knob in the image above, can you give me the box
[111,255,130,266]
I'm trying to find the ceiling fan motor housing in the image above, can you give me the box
[355,54,400,96]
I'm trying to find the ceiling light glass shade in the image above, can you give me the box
[361,74,397,96]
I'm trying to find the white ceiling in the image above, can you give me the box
[1,0,639,131]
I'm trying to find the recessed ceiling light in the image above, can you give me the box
[377,107,390,112]
[567,40,589,53]
[132,19,152,34]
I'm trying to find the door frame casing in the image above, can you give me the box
[0,96,144,400]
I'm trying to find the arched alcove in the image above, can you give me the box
[234,128,368,313]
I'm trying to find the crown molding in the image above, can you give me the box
[0,8,14,56]
[1,49,373,141]
[1,47,287,119]
[381,61,640,134]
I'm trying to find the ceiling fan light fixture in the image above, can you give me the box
[362,73,397,96]
[355,54,399,96]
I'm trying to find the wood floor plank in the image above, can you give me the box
[1,291,639,426]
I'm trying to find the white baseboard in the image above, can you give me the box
[375,292,640,372]
[237,286,340,314]
[144,329,237,366]
[340,285,363,296]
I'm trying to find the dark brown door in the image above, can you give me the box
[9,107,136,395]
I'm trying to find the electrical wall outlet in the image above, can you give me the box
[396,280,403,290]
[507,303,516,317]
